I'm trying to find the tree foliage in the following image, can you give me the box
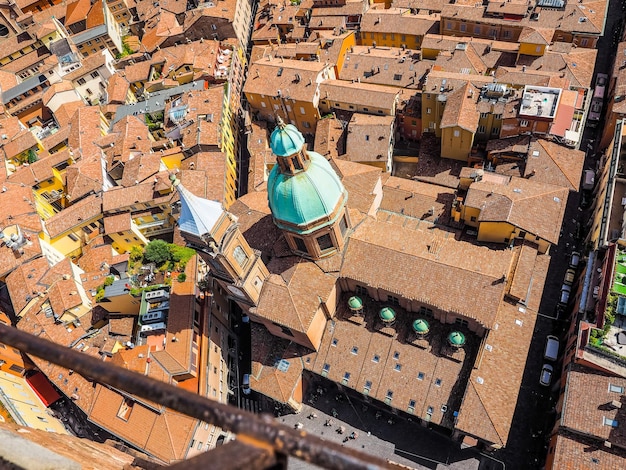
[144,239,171,265]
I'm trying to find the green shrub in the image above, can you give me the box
[104,276,114,286]
[177,273,187,282]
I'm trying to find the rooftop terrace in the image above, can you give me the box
[518,85,561,119]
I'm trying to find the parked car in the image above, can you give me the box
[544,335,560,361]
[242,374,251,395]
[559,284,571,305]
[540,364,554,387]
[569,251,581,269]
[564,268,576,286]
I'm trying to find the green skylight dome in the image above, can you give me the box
[412,319,430,334]
[379,307,396,323]
[267,150,346,231]
[448,331,466,347]
[270,118,305,157]
[348,296,363,311]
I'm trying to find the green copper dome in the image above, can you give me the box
[379,307,396,323]
[267,151,346,232]
[412,319,430,334]
[270,120,305,157]
[448,331,466,347]
[348,296,363,310]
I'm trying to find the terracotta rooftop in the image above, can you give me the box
[342,217,512,328]
[345,113,394,163]
[440,82,480,132]
[560,365,626,450]
[360,8,439,36]
[464,175,569,244]
[44,193,103,238]
[548,431,626,470]
[456,253,548,447]
[320,79,399,112]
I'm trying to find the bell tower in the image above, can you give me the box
[172,176,268,306]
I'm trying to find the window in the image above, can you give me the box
[394,364,402,372]
[85,88,92,95]
[365,135,370,141]
[417,372,425,380]
[372,355,380,363]
[339,215,348,235]
[211,24,217,30]
[317,234,333,251]
[90,71,99,79]
[302,121,311,129]
[609,384,624,393]
[491,127,500,135]
[480,112,489,118]
[385,390,393,404]
[342,372,351,385]
[474,25,481,34]
[426,107,432,114]
[355,285,367,296]
[382,34,387,40]
[460,23,466,32]
[453,130,460,137]
[520,120,529,127]
[393,351,400,360]
[68,233,79,242]
[435,378,442,387]
[364,380,372,395]
[503,30,511,38]
[446,22,453,30]
[293,236,307,252]
[77,77,86,85]
[332,338,338,347]
[393,73,402,81]
[494,114,502,120]
[322,363,330,376]
[351,346,358,355]
[427,406,433,415]
[197,441,203,450]
[401,35,406,42]
[581,38,588,47]
[419,307,433,317]
[299,107,306,115]
[9,364,24,374]
[117,398,134,420]
[387,295,399,305]
[477,125,486,134]
[603,417,619,427]
[408,399,416,413]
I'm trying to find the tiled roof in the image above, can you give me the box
[102,183,159,212]
[456,254,549,446]
[560,365,626,449]
[103,213,131,234]
[314,116,345,160]
[45,193,103,238]
[380,176,455,225]
[342,217,512,328]
[105,73,131,104]
[244,58,330,102]
[66,0,92,27]
[548,431,626,470]
[345,113,393,163]
[250,324,306,404]
[439,82,480,132]
[338,46,429,89]
[256,259,337,331]
[464,176,569,244]
[320,80,399,112]
[360,9,439,36]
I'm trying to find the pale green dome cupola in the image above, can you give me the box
[267,118,350,260]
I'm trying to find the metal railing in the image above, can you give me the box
[0,323,397,470]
